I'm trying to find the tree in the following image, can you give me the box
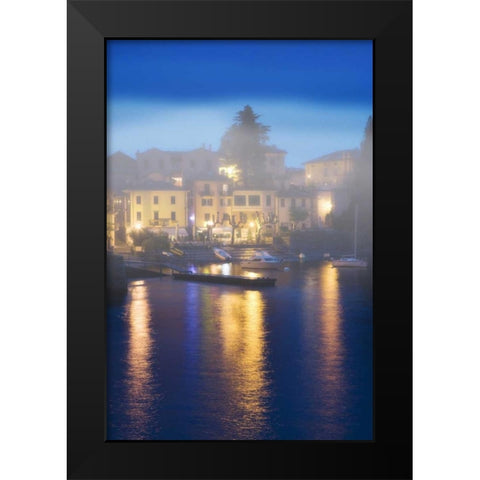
[220,105,271,186]
[289,206,309,230]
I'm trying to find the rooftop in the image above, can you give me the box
[303,149,359,165]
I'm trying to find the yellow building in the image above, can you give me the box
[124,181,188,240]
[192,177,233,240]
[304,149,357,188]
[230,188,277,243]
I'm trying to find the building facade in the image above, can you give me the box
[124,181,189,240]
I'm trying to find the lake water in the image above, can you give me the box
[107,261,373,440]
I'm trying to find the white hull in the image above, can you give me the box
[240,250,283,270]
[332,258,367,268]
[213,248,232,262]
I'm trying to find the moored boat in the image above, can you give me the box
[332,205,368,269]
[213,247,232,262]
[241,250,283,270]
[331,256,368,268]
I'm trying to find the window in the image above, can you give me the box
[291,199,296,208]
[171,196,176,204]
[205,213,210,222]
[234,195,246,206]
[136,212,142,221]
[136,195,141,205]
[280,198,285,208]
[266,195,271,207]
[153,196,159,205]
[154,211,159,220]
[201,198,213,206]
[248,195,260,206]
[220,198,224,206]
[171,211,176,221]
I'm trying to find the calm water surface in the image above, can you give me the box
[107,261,372,440]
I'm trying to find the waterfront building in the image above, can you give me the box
[230,188,277,243]
[276,188,318,230]
[123,180,189,240]
[191,176,233,242]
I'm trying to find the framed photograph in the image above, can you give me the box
[68,0,411,478]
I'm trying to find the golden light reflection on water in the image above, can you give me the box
[317,264,346,428]
[216,289,270,437]
[125,280,155,436]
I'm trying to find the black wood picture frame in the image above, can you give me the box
[67,1,412,478]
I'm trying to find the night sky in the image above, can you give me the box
[107,40,372,167]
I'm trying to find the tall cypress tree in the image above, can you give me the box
[220,105,271,186]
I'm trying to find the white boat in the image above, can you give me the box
[241,250,283,269]
[332,205,368,268]
[213,247,232,262]
[331,256,368,268]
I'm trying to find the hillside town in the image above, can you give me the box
[107,107,372,259]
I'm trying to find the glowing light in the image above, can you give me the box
[249,222,255,228]
[324,201,333,213]
[189,215,195,222]
[134,222,142,230]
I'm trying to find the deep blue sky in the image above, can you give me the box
[107,40,372,167]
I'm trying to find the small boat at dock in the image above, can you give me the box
[332,205,368,268]
[331,256,368,268]
[241,250,283,270]
[173,272,276,287]
[213,247,232,262]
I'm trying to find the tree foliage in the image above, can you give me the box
[289,207,309,228]
[220,105,271,186]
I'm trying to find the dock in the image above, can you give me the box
[172,272,276,287]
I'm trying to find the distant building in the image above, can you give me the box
[304,149,360,224]
[136,147,220,185]
[304,149,358,188]
[264,145,287,177]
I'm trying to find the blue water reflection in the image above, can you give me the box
[107,262,372,440]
